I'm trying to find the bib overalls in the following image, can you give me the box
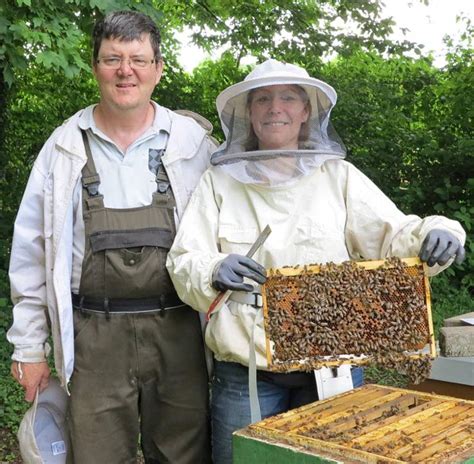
[67,131,210,464]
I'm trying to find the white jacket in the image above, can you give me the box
[8,106,215,386]
[167,160,466,368]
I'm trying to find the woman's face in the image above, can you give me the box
[248,84,309,150]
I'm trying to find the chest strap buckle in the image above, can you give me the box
[157,181,170,193]
[82,174,101,197]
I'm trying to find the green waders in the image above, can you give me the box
[66,131,210,464]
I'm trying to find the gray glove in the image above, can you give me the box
[419,229,465,267]
[211,254,267,292]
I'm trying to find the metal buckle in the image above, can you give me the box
[252,292,263,308]
[157,181,169,193]
[82,174,101,197]
[86,183,100,196]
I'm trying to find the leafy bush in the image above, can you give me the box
[0,298,28,461]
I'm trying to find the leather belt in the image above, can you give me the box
[71,293,186,314]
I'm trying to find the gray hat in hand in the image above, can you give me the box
[18,377,69,463]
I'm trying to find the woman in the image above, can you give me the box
[167,59,465,464]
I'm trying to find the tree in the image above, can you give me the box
[177,0,419,66]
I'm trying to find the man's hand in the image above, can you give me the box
[212,254,267,292]
[419,229,465,267]
[11,361,50,402]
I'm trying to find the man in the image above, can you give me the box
[8,10,214,463]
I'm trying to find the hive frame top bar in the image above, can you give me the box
[265,256,427,276]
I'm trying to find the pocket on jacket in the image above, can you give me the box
[217,225,258,255]
[294,223,345,261]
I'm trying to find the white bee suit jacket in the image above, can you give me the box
[8,106,215,387]
[167,159,466,368]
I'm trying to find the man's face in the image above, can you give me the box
[249,85,309,150]
[93,34,163,112]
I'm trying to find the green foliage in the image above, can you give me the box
[172,52,251,142]
[0,0,165,85]
[430,274,474,338]
[176,0,418,65]
[0,298,28,454]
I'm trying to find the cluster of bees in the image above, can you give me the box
[264,257,432,383]
[299,403,407,449]
[371,351,433,385]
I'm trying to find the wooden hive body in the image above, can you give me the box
[234,385,474,463]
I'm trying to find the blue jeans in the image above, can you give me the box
[211,361,364,464]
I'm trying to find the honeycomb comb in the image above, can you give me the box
[262,257,435,374]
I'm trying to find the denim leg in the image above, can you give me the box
[211,362,290,464]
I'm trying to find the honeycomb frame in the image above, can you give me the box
[262,257,436,371]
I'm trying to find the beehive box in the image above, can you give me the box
[233,385,474,463]
[262,257,435,373]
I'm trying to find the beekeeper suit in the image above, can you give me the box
[166,59,465,464]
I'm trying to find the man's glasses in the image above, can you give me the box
[96,57,157,70]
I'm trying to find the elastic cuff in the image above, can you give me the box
[12,346,47,363]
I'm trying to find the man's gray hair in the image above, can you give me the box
[93,10,161,62]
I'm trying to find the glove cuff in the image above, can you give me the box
[211,259,224,291]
